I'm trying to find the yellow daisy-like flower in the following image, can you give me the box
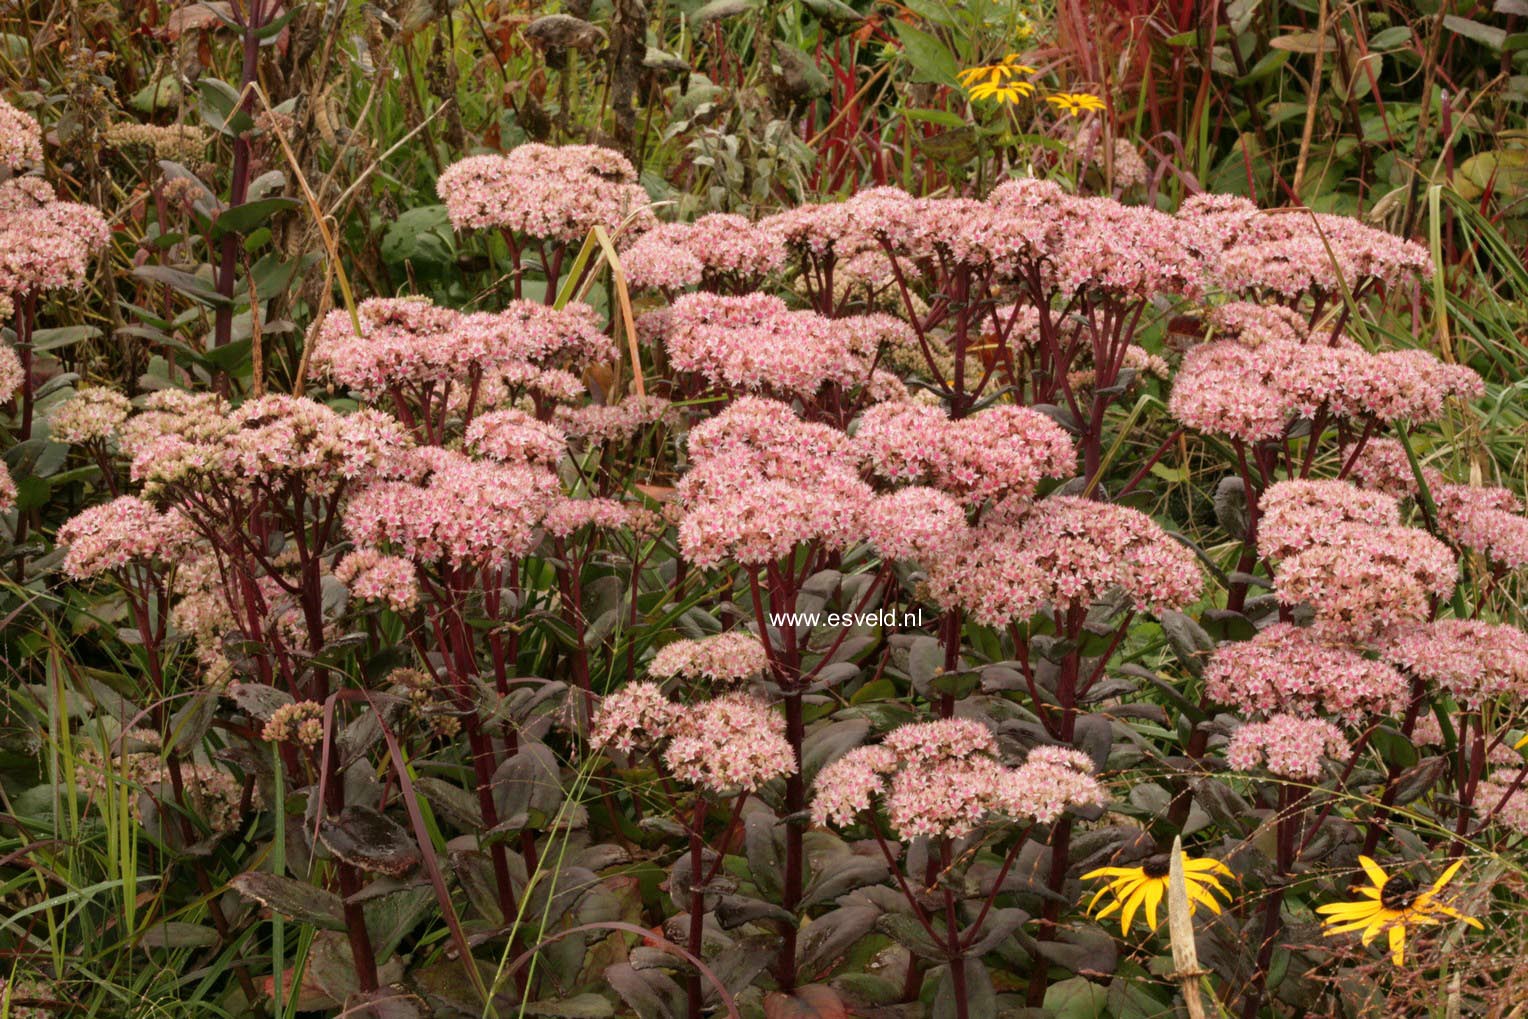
[1315,856,1482,966]
[1046,92,1107,117]
[967,79,1037,105]
[957,53,1037,90]
[1082,852,1234,935]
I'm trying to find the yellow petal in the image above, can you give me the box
[1359,915,1390,946]
[1120,881,1149,935]
[1325,915,1384,936]
[1082,866,1140,881]
[1358,856,1390,889]
[1142,880,1165,931]
[1428,859,1464,895]
[1186,882,1223,915]
[1388,924,1405,965]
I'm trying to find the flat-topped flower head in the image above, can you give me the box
[1204,622,1406,720]
[861,486,968,563]
[621,213,787,291]
[57,497,194,580]
[437,144,654,241]
[649,632,771,684]
[262,700,326,747]
[853,401,1075,506]
[540,497,630,538]
[334,548,419,612]
[926,496,1202,626]
[0,197,109,297]
[678,398,870,568]
[1435,483,1528,571]
[464,408,566,466]
[312,297,611,398]
[1225,715,1347,780]
[48,386,132,444]
[344,447,560,567]
[1379,619,1528,707]
[686,396,853,481]
[590,681,679,754]
[1185,201,1432,298]
[1255,480,1400,560]
[1275,526,1456,640]
[0,344,23,404]
[658,292,892,396]
[0,97,42,168]
[1345,438,1442,500]
[662,693,795,793]
[554,395,675,443]
[812,720,1102,840]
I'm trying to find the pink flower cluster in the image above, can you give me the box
[540,496,631,538]
[49,386,132,444]
[1345,437,1439,500]
[57,496,193,580]
[653,292,911,396]
[344,447,559,567]
[1170,333,1482,444]
[334,548,420,612]
[860,486,967,563]
[464,408,566,466]
[436,144,655,242]
[554,395,676,443]
[1179,194,1432,297]
[0,343,22,402]
[1225,714,1347,780]
[1473,777,1528,837]
[678,398,871,568]
[590,685,795,794]
[1255,480,1455,640]
[129,395,416,497]
[620,213,787,291]
[1204,622,1406,720]
[1434,483,1528,571]
[1378,619,1528,707]
[0,176,110,298]
[853,401,1075,506]
[811,719,1104,839]
[589,681,677,753]
[926,496,1203,626]
[1255,479,1399,560]
[662,693,796,793]
[261,700,326,747]
[648,631,771,683]
[0,97,42,168]
[0,463,15,511]
[312,296,611,399]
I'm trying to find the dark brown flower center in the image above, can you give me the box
[1142,855,1172,880]
[1380,873,1420,911]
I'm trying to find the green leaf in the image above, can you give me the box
[1444,15,1507,50]
[230,871,347,928]
[29,325,102,352]
[210,197,300,240]
[132,265,230,308]
[1044,976,1110,1019]
[892,20,959,86]
[197,78,254,137]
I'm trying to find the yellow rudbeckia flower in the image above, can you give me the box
[1046,92,1107,117]
[1315,855,1482,965]
[958,54,1038,104]
[967,79,1037,105]
[1083,852,1234,935]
